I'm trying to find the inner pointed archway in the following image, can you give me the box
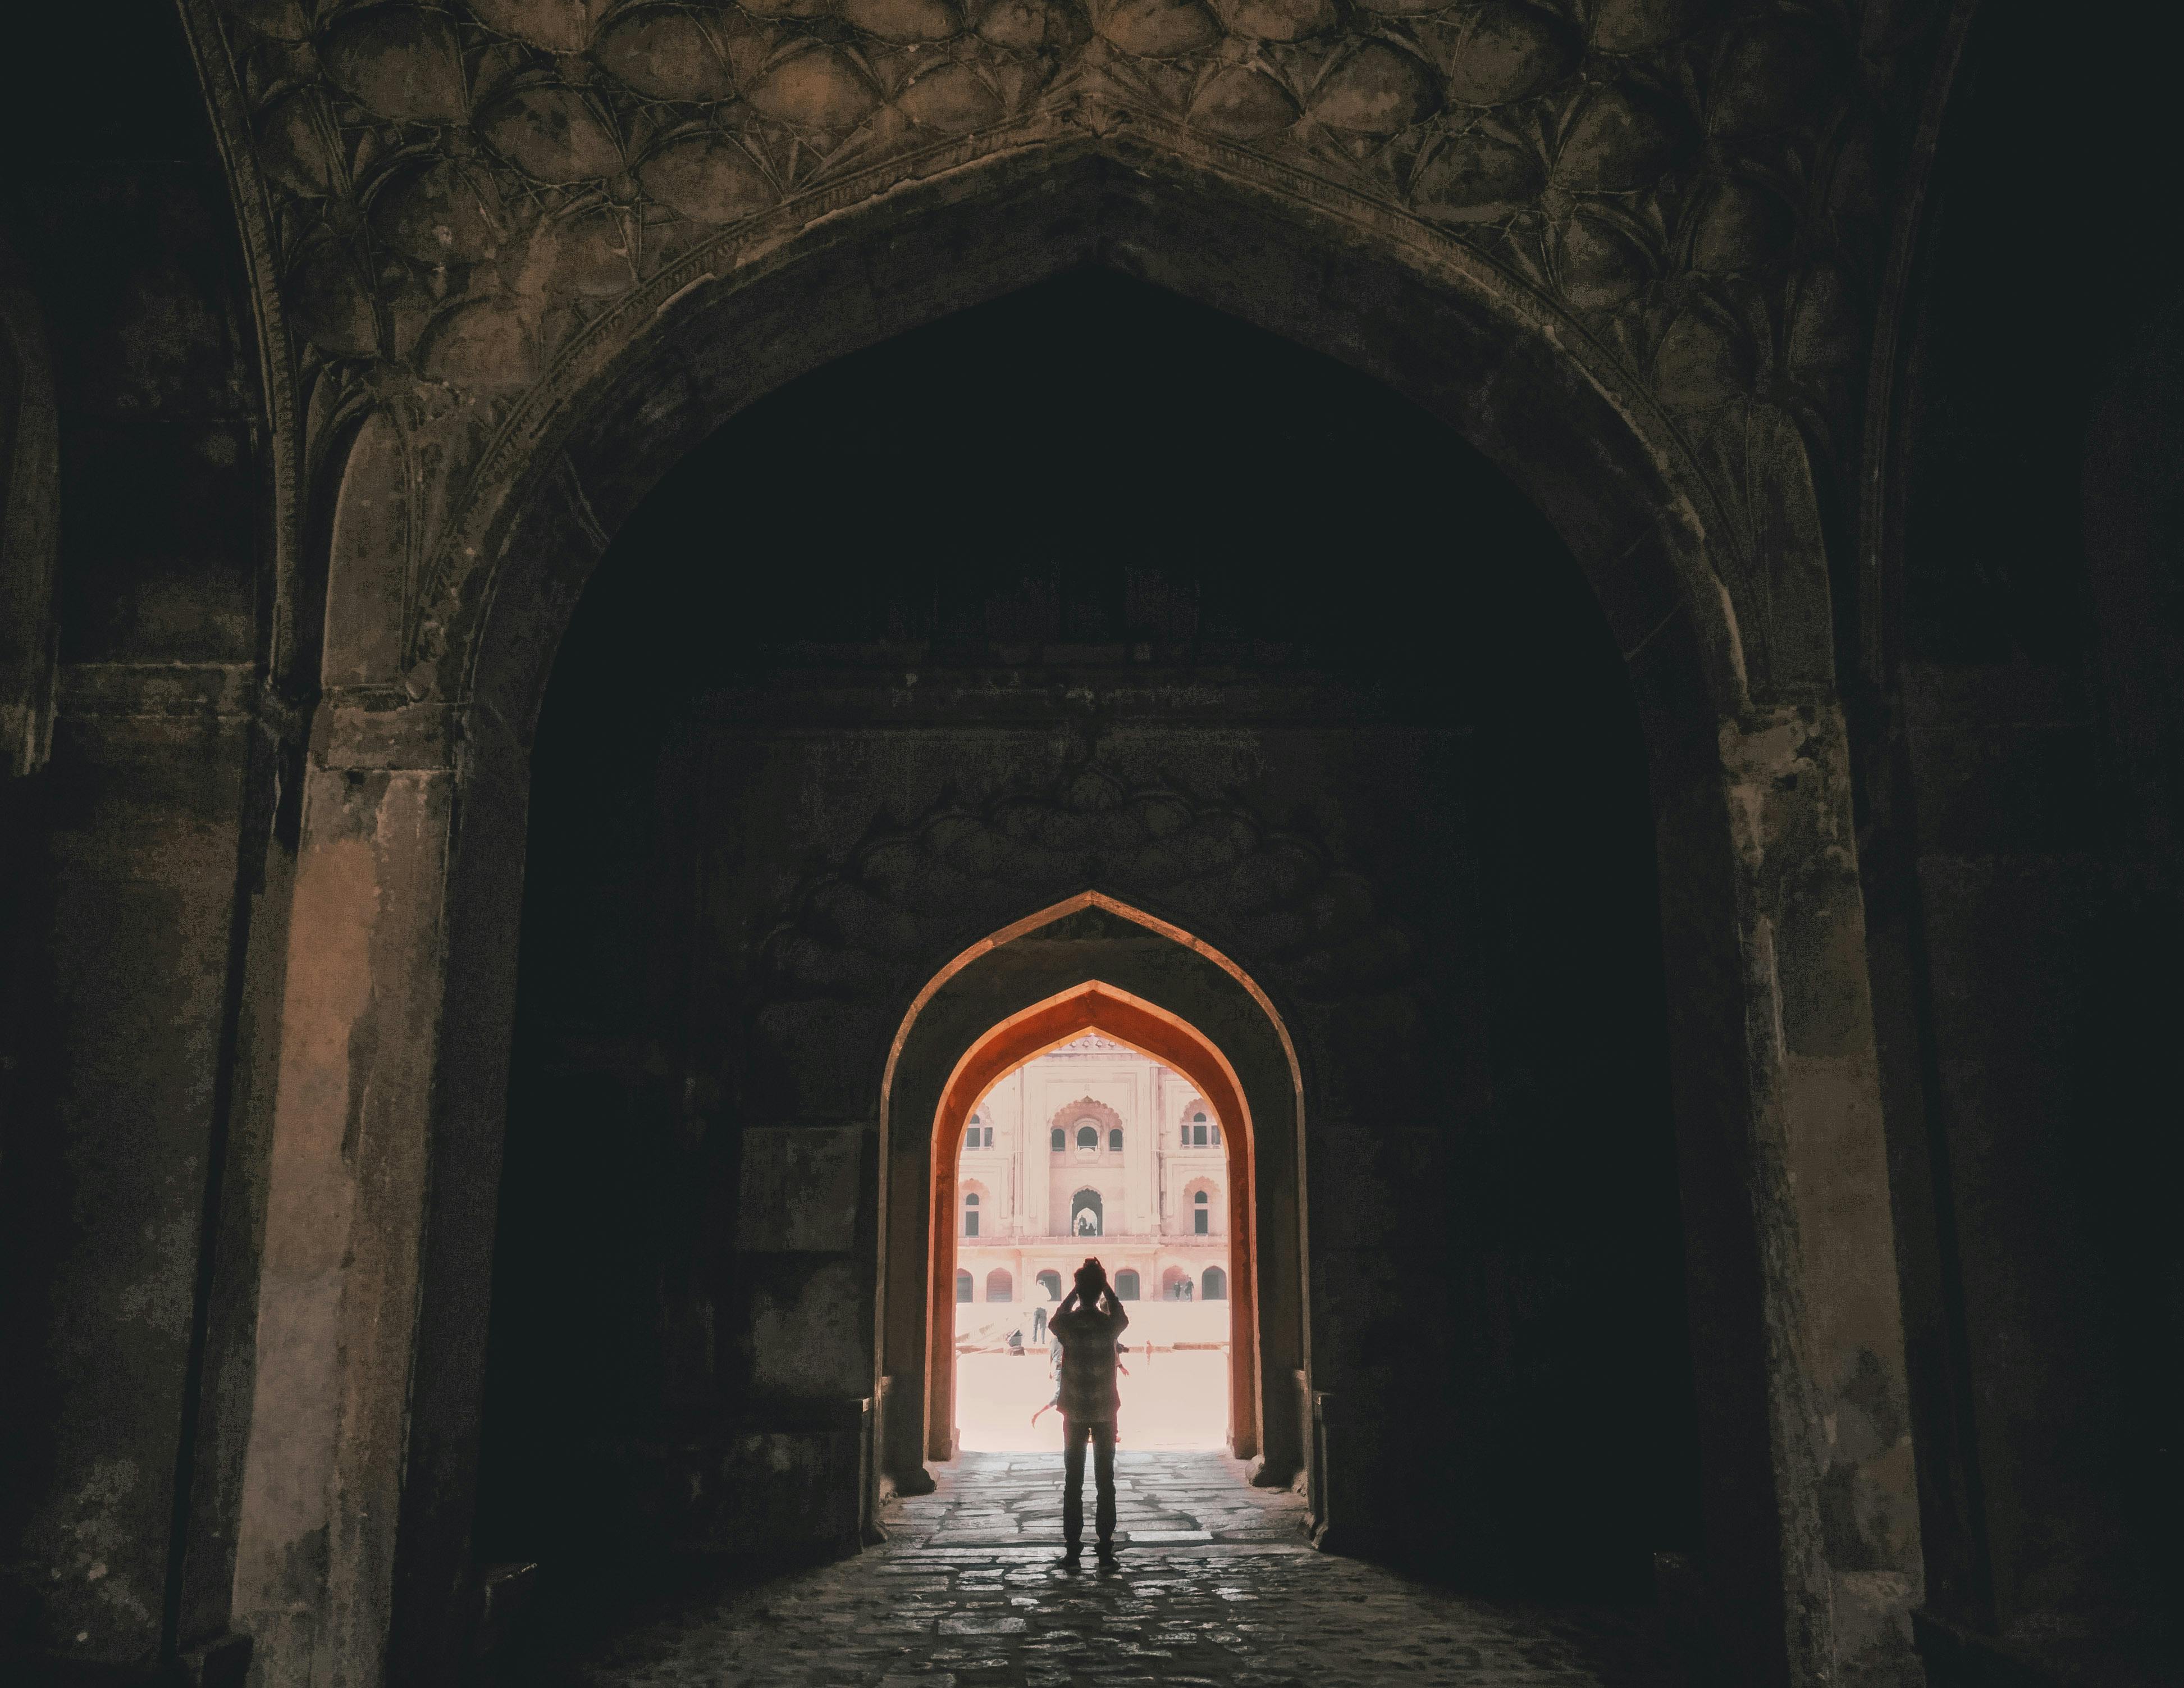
[924,980,1266,1466]
[947,1030,1236,1453]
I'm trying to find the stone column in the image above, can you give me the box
[1676,704,1925,1688]
[226,693,467,1688]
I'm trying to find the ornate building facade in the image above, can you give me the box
[954,1037,1229,1308]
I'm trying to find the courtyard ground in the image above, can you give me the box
[955,1349,1230,1452]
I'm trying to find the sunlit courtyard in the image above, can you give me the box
[948,1033,1236,1454]
[956,1344,1232,1452]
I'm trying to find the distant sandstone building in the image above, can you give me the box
[955,1037,1228,1308]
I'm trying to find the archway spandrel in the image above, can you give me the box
[758,764,1427,1018]
[187,0,1915,705]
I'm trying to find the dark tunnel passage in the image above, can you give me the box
[470,268,1702,1652]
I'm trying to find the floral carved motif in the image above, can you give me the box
[189,0,1944,694]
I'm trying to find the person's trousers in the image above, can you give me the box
[1061,1416,1116,1546]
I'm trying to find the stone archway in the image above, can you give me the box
[913,972,1280,1467]
[216,157,1921,1688]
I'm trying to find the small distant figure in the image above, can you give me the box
[1031,1304,1048,1345]
[1048,1257,1130,1562]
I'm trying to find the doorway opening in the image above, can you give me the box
[901,965,1287,1475]
[948,1033,1233,1453]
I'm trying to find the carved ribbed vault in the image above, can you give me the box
[176,0,1949,707]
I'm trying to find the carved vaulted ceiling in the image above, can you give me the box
[182,0,1946,694]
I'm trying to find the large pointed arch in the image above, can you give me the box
[213,139,1923,1688]
[872,893,1313,1489]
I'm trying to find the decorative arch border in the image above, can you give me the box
[913,971,1273,1465]
[1065,1187,1105,1236]
[1181,1175,1223,1235]
[456,144,1764,756]
[1178,1095,1219,1142]
[1050,1094,1125,1151]
[444,133,1754,706]
[957,1178,991,1238]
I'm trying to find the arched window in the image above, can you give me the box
[1075,1123,1099,1151]
[1160,1265,1191,1301]
[956,1270,973,1303]
[1191,1110,1209,1147]
[965,1112,990,1151]
[1202,1266,1227,1301]
[1108,1127,1123,1152]
[965,1126,977,1153]
[963,1191,980,1238]
[1050,1126,1065,1151]
[1070,1189,1103,1237]
[1193,1189,1209,1235]
[985,1268,1012,1303]
[1036,1269,1062,1302]
[1115,1269,1140,1301]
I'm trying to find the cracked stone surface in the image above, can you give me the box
[551,1450,1684,1685]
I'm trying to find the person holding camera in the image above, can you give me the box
[1046,1257,1130,1561]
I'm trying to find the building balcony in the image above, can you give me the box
[958,1228,1227,1247]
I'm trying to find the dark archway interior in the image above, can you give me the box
[476,270,1699,1619]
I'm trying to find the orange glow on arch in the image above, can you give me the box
[924,981,1264,1462]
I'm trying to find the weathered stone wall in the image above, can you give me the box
[1850,8,2183,1677]
[0,17,274,1677]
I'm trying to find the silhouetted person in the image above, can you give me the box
[1048,1257,1129,1561]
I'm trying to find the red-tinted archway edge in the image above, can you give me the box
[925,979,1265,1462]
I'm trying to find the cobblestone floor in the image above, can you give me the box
[551,1452,1684,1687]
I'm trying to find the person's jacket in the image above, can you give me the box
[1049,1300,1130,1423]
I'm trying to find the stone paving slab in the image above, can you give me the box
[550,1451,1685,1687]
